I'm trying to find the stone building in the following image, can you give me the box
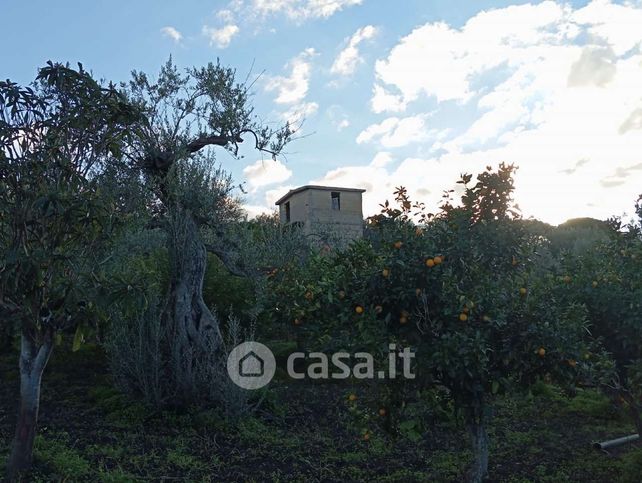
[275,185,365,246]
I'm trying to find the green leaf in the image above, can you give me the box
[72,325,84,352]
[491,380,500,394]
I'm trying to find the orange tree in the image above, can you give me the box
[266,165,588,481]
[559,195,642,434]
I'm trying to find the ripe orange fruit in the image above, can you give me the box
[374,305,383,314]
[425,258,435,268]
[459,313,468,322]
[348,394,357,402]
[394,241,403,249]
[563,275,572,284]
[355,306,364,314]
[338,290,346,299]
[519,287,527,296]
[382,268,390,278]
[305,291,313,300]
[399,316,408,324]
[433,256,443,265]
[567,359,577,367]
[538,347,546,357]
[378,408,386,417]
[294,318,302,326]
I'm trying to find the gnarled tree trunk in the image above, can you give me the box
[467,418,489,483]
[6,330,53,481]
[163,209,222,404]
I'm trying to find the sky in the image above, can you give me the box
[2,0,642,225]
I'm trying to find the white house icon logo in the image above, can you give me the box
[227,342,276,389]
[239,351,264,377]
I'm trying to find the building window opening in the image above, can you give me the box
[331,192,341,210]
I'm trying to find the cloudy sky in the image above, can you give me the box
[3,0,642,224]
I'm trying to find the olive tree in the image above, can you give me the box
[120,59,292,405]
[0,63,137,480]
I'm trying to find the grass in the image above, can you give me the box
[1,347,641,482]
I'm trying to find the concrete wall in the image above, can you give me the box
[279,188,364,247]
[278,189,309,225]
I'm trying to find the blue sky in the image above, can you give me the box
[3,0,642,224]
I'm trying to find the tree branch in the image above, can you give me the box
[186,134,238,153]
[204,243,248,278]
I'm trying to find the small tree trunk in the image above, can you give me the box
[622,392,642,437]
[6,330,53,481]
[467,419,489,483]
[164,209,222,403]
[465,391,489,483]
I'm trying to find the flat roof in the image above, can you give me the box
[275,185,366,205]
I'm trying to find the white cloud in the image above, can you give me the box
[331,25,378,76]
[356,115,437,148]
[370,152,393,168]
[371,84,406,113]
[265,48,316,104]
[356,117,399,144]
[243,0,362,21]
[265,185,296,206]
[571,0,642,55]
[373,1,572,109]
[243,204,276,219]
[202,24,240,48]
[217,9,236,23]
[243,159,293,192]
[160,26,182,43]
